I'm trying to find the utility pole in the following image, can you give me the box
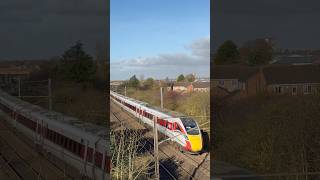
[48,79,52,111]
[160,87,163,109]
[125,86,127,96]
[153,116,160,179]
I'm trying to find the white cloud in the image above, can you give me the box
[111,36,210,80]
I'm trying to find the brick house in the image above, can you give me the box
[0,67,30,85]
[167,81,210,93]
[262,65,320,95]
[212,65,264,96]
[167,82,189,92]
[189,82,210,92]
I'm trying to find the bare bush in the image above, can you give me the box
[111,129,153,180]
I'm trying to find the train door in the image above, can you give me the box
[35,119,41,144]
[138,107,141,121]
[82,139,90,177]
[41,121,48,148]
[135,106,139,118]
[172,119,185,146]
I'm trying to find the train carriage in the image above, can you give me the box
[110,91,203,153]
[0,89,110,180]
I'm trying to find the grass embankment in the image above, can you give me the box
[214,94,320,174]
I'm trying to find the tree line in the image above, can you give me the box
[213,38,274,66]
[48,41,107,88]
[121,73,197,90]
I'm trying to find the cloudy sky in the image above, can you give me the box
[213,0,320,52]
[0,0,107,60]
[111,0,210,80]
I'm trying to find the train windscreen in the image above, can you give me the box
[180,117,199,135]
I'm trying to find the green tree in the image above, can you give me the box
[177,74,185,82]
[143,77,154,89]
[214,40,240,65]
[128,75,140,88]
[239,38,273,65]
[59,41,96,83]
[185,74,196,82]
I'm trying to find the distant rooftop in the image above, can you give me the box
[271,55,315,65]
[263,64,320,85]
[213,65,259,81]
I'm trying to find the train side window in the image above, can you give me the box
[87,148,93,162]
[73,142,77,154]
[95,152,103,168]
[57,133,61,144]
[105,157,110,173]
[47,130,50,140]
[48,130,52,141]
[52,132,56,143]
[80,144,85,158]
[68,140,73,151]
[174,123,183,133]
[64,138,69,149]
[167,122,173,130]
[60,135,65,146]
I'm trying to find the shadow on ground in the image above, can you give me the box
[147,157,181,180]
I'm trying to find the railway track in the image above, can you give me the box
[0,119,73,180]
[110,100,210,180]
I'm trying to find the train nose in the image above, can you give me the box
[187,135,203,152]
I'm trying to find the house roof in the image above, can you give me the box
[192,81,210,88]
[263,65,320,85]
[272,55,315,65]
[0,67,30,75]
[172,82,190,87]
[213,65,259,81]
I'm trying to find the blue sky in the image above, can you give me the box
[111,0,210,80]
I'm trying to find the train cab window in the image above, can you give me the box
[180,117,200,135]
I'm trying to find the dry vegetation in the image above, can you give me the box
[51,81,106,125]
[111,129,153,180]
[214,94,320,177]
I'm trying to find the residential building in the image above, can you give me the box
[212,65,264,96]
[263,65,320,95]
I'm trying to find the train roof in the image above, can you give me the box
[0,89,108,142]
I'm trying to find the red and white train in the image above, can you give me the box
[110,91,203,153]
[0,89,109,180]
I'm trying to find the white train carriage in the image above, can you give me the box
[0,89,109,180]
[110,91,203,153]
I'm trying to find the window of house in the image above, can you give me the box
[292,87,297,95]
[232,80,237,86]
[303,85,312,94]
[275,86,282,94]
[218,80,224,86]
